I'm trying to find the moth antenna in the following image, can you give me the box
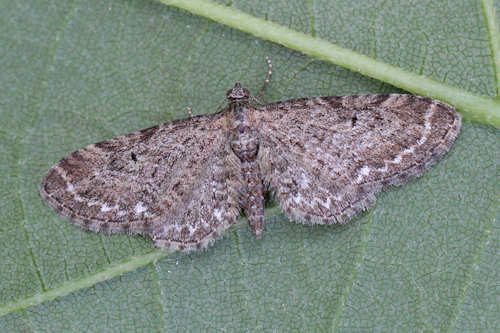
[214,97,229,113]
[249,95,264,106]
[255,57,273,100]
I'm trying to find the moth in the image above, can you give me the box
[40,58,461,252]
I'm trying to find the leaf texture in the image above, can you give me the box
[0,0,498,331]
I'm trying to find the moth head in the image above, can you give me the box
[227,82,251,101]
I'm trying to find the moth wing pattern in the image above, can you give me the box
[40,111,242,251]
[255,94,461,224]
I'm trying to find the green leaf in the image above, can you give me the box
[0,0,498,331]
[162,0,500,127]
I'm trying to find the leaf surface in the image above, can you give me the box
[0,0,498,331]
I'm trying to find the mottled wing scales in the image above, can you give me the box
[152,144,243,251]
[40,112,241,251]
[256,94,460,224]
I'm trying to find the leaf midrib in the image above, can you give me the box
[160,0,500,127]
